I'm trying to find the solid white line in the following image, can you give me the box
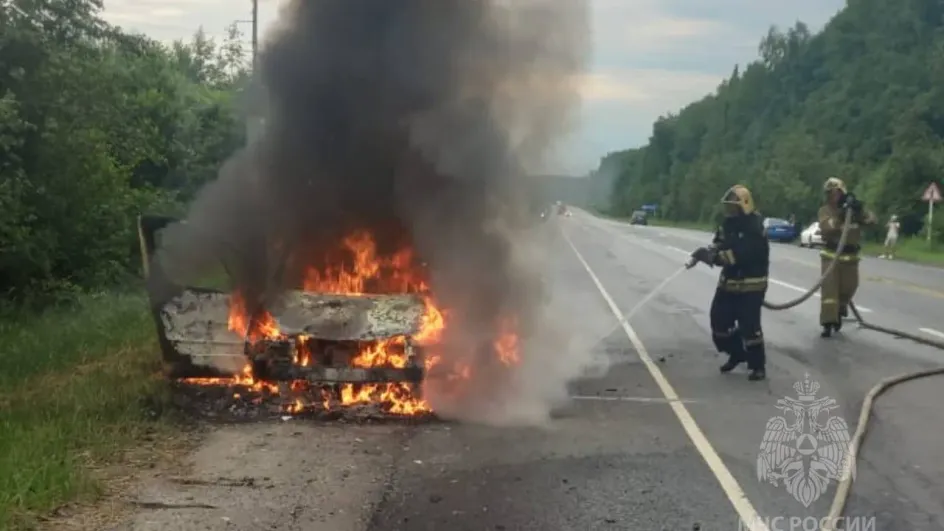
[571,395,701,404]
[561,229,769,531]
[919,327,944,340]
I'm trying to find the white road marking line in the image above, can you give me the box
[561,229,769,531]
[767,278,872,313]
[570,395,701,404]
[919,328,944,340]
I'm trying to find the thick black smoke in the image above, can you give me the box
[159,0,591,424]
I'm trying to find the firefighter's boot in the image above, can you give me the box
[719,357,742,373]
[820,322,842,338]
[748,368,766,381]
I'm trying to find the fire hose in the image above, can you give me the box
[576,209,944,530]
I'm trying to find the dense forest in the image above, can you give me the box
[0,0,248,309]
[591,0,944,242]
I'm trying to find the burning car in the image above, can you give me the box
[137,215,445,415]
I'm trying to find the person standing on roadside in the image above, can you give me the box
[881,214,900,259]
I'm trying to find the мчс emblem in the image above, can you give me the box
[756,374,855,507]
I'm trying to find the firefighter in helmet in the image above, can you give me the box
[688,185,770,381]
[818,177,876,337]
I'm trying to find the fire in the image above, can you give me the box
[494,317,520,366]
[183,230,520,416]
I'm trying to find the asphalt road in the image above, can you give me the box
[117,209,944,531]
[370,211,944,531]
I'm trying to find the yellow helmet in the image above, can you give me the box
[823,177,847,194]
[720,185,755,216]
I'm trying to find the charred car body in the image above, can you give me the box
[137,215,428,403]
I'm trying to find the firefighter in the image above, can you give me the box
[688,185,770,381]
[818,177,877,337]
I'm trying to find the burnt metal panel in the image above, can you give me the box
[297,366,425,383]
[270,291,426,340]
[139,215,231,378]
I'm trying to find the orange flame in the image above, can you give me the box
[183,230,521,416]
[494,317,520,366]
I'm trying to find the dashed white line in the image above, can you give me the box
[766,280,872,312]
[919,328,944,340]
[571,395,701,404]
[561,229,770,531]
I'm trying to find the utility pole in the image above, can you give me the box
[244,0,260,144]
[251,0,259,70]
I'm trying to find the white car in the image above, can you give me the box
[799,221,823,248]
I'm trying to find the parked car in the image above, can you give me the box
[629,210,648,225]
[799,221,824,248]
[763,217,798,242]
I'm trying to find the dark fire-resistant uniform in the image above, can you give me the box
[818,177,876,337]
[689,185,770,381]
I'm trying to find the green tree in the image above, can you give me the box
[0,0,250,306]
[594,0,944,242]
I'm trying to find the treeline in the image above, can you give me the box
[0,0,248,308]
[591,0,944,241]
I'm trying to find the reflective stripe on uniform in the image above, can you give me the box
[718,276,768,292]
[743,335,764,347]
[719,249,736,265]
[820,249,859,262]
[821,297,838,305]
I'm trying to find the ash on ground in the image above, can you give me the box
[169,381,439,425]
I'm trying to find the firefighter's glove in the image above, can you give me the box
[689,246,717,268]
[841,193,863,213]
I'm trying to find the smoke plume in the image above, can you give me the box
[158,0,592,425]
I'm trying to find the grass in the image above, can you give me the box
[0,290,176,530]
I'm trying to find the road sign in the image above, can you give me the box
[922,182,941,202]
[923,182,941,243]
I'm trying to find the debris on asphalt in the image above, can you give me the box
[169,380,439,424]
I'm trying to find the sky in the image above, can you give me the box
[100,0,845,176]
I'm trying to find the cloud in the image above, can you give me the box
[613,16,725,54]
[98,0,845,174]
[100,0,239,40]
[578,73,647,102]
[579,68,722,107]
[590,0,728,59]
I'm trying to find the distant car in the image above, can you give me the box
[629,210,648,225]
[763,217,798,242]
[799,221,823,248]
